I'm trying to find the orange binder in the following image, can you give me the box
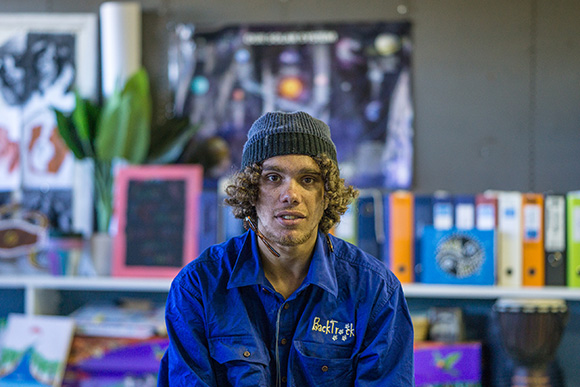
[522,193,545,286]
[389,191,414,283]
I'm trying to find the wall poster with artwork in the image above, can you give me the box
[0,14,97,237]
[170,21,413,189]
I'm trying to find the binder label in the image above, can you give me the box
[500,207,518,233]
[434,203,453,230]
[523,204,541,241]
[476,203,495,230]
[545,196,565,252]
[574,207,580,243]
[456,203,475,230]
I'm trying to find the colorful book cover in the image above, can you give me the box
[421,227,495,285]
[544,194,567,286]
[496,191,523,286]
[217,178,246,242]
[389,191,414,283]
[199,188,219,252]
[332,198,358,245]
[70,303,166,339]
[521,193,545,286]
[0,314,75,387]
[413,194,433,282]
[63,336,169,387]
[567,191,580,287]
[381,192,391,268]
[414,341,482,386]
[356,190,385,261]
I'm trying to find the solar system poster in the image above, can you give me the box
[171,22,413,189]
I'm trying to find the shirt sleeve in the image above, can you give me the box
[158,276,216,386]
[354,282,415,386]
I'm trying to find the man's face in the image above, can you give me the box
[255,154,327,248]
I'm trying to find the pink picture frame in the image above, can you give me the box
[112,165,203,278]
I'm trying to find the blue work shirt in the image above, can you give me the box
[158,230,414,386]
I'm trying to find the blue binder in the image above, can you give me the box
[356,190,385,261]
[421,226,495,285]
[414,195,434,282]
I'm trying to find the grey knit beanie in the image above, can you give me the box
[241,111,337,169]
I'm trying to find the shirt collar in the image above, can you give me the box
[227,230,338,298]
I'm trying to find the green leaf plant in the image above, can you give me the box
[54,68,198,233]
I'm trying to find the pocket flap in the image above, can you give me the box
[209,335,269,365]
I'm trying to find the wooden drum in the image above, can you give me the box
[493,298,568,387]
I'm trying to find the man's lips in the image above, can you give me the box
[275,211,306,221]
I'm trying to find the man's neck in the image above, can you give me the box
[258,237,316,299]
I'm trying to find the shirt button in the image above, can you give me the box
[280,338,287,345]
[284,303,290,309]
[321,365,329,372]
[243,350,251,358]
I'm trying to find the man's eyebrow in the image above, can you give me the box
[261,165,283,172]
[261,166,322,176]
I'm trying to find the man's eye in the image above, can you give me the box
[303,177,314,184]
[265,174,280,182]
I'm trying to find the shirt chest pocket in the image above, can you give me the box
[208,335,270,386]
[291,340,355,386]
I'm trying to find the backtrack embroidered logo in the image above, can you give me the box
[311,317,355,342]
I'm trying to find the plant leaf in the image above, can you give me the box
[121,70,151,163]
[53,108,86,159]
[95,68,151,163]
[72,92,91,142]
[95,89,125,161]
[85,98,101,143]
[147,118,199,162]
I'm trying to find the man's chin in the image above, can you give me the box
[271,230,314,247]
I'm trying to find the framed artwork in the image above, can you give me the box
[0,13,97,236]
[170,21,413,189]
[112,165,203,278]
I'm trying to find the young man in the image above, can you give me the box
[159,111,414,386]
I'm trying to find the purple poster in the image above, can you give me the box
[171,21,413,189]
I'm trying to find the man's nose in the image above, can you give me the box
[280,179,300,204]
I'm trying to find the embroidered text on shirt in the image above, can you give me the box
[311,317,355,341]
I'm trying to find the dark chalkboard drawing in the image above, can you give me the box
[112,165,203,278]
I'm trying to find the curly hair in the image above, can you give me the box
[224,154,359,234]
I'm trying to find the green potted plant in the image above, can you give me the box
[54,68,197,274]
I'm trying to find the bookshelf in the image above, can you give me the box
[0,276,171,316]
[2,276,580,317]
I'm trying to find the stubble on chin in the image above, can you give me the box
[262,226,316,247]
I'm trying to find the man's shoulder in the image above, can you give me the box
[173,233,246,286]
[328,234,401,290]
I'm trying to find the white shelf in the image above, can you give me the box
[0,275,172,292]
[2,276,580,302]
[403,283,580,301]
[0,276,173,315]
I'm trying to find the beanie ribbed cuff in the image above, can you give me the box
[242,131,337,169]
[241,111,337,169]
